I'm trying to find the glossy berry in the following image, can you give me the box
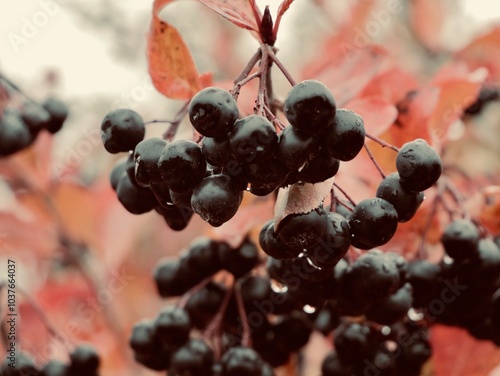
[42,97,69,134]
[274,310,313,352]
[396,138,442,192]
[69,344,100,374]
[284,80,336,135]
[277,125,318,170]
[110,157,127,191]
[277,207,329,250]
[169,338,215,376]
[239,275,272,310]
[185,282,227,329]
[441,219,480,261]
[376,172,424,222]
[189,87,238,138]
[306,212,351,268]
[349,198,398,248]
[340,250,401,303]
[406,260,442,308]
[323,109,365,161]
[158,140,206,193]
[229,114,278,164]
[220,346,264,376]
[153,258,190,297]
[149,180,174,207]
[191,174,243,227]
[101,108,145,153]
[154,305,191,349]
[180,237,223,280]
[134,137,167,187]
[259,220,301,259]
[297,146,340,184]
[0,109,33,156]
[202,136,232,167]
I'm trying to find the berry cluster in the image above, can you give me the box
[0,344,100,376]
[408,219,500,344]
[0,96,68,157]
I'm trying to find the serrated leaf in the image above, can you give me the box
[274,177,334,230]
[344,96,398,136]
[196,0,261,33]
[148,0,202,99]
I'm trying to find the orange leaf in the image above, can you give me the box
[358,67,418,104]
[148,0,202,99]
[344,96,398,136]
[410,0,446,52]
[196,0,261,33]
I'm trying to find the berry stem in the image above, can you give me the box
[163,99,190,141]
[333,182,357,207]
[234,281,252,347]
[329,188,337,212]
[363,143,386,179]
[256,45,271,117]
[365,133,400,152]
[267,48,296,86]
[176,275,214,309]
[418,185,445,258]
[336,199,354,212]
[231,48,263,100]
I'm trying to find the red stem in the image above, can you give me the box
[333,182,357,207]
[268,49,296,86]
[234,281,251,347]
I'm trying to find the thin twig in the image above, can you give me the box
[234,281,251,347]
[267,49,296,86]
[177,275,214,309]
[363,143,386,179]
[333,183,357,207]
[365,133,400,152]
[230,49,262,100]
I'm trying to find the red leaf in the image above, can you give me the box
[274,177,334,230]
[410,0,446,52]
[148,0,203,99]
[303,45,392,106]
[388,87,440,147]
[431,325,500,376]
[457,26,500,81]
[196,0,261,33]
[344,96,398,136]
[358,67,418,104]
[273,0,295,38]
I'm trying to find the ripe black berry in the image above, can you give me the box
[284,80,336,135]
[134,137,167,187]
[154,305,191,349]
[0,109,33,156]
[277,207,329,250]
[349,198,398,248]
[333,322,376,364]
[297,146,340,184]
[21,101,50,133]
[441,219,480,261]
[101,108,145,153]
[396,138,442,192]
[40,360,69,376]
[376,172,424,222]
[189,87,238,138]
[277,125,318,170]
[115,172,157,214]
[191,174,243,227]
[259,220,301,259]
[321,351,353,376]
[219,238,260,278]
[42,97,69,134]
[220,346,264,376]
[229,114,278,164]
[202,136,232,167]
[153,258,190,297]
[129,319,161,354]
[169,338,215,376]
[155,204,193,231]
[158,139,206,193]
[323,109,365,161]
[1,352,39,376]
[366,283,413,325]
[69,344,100,374]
